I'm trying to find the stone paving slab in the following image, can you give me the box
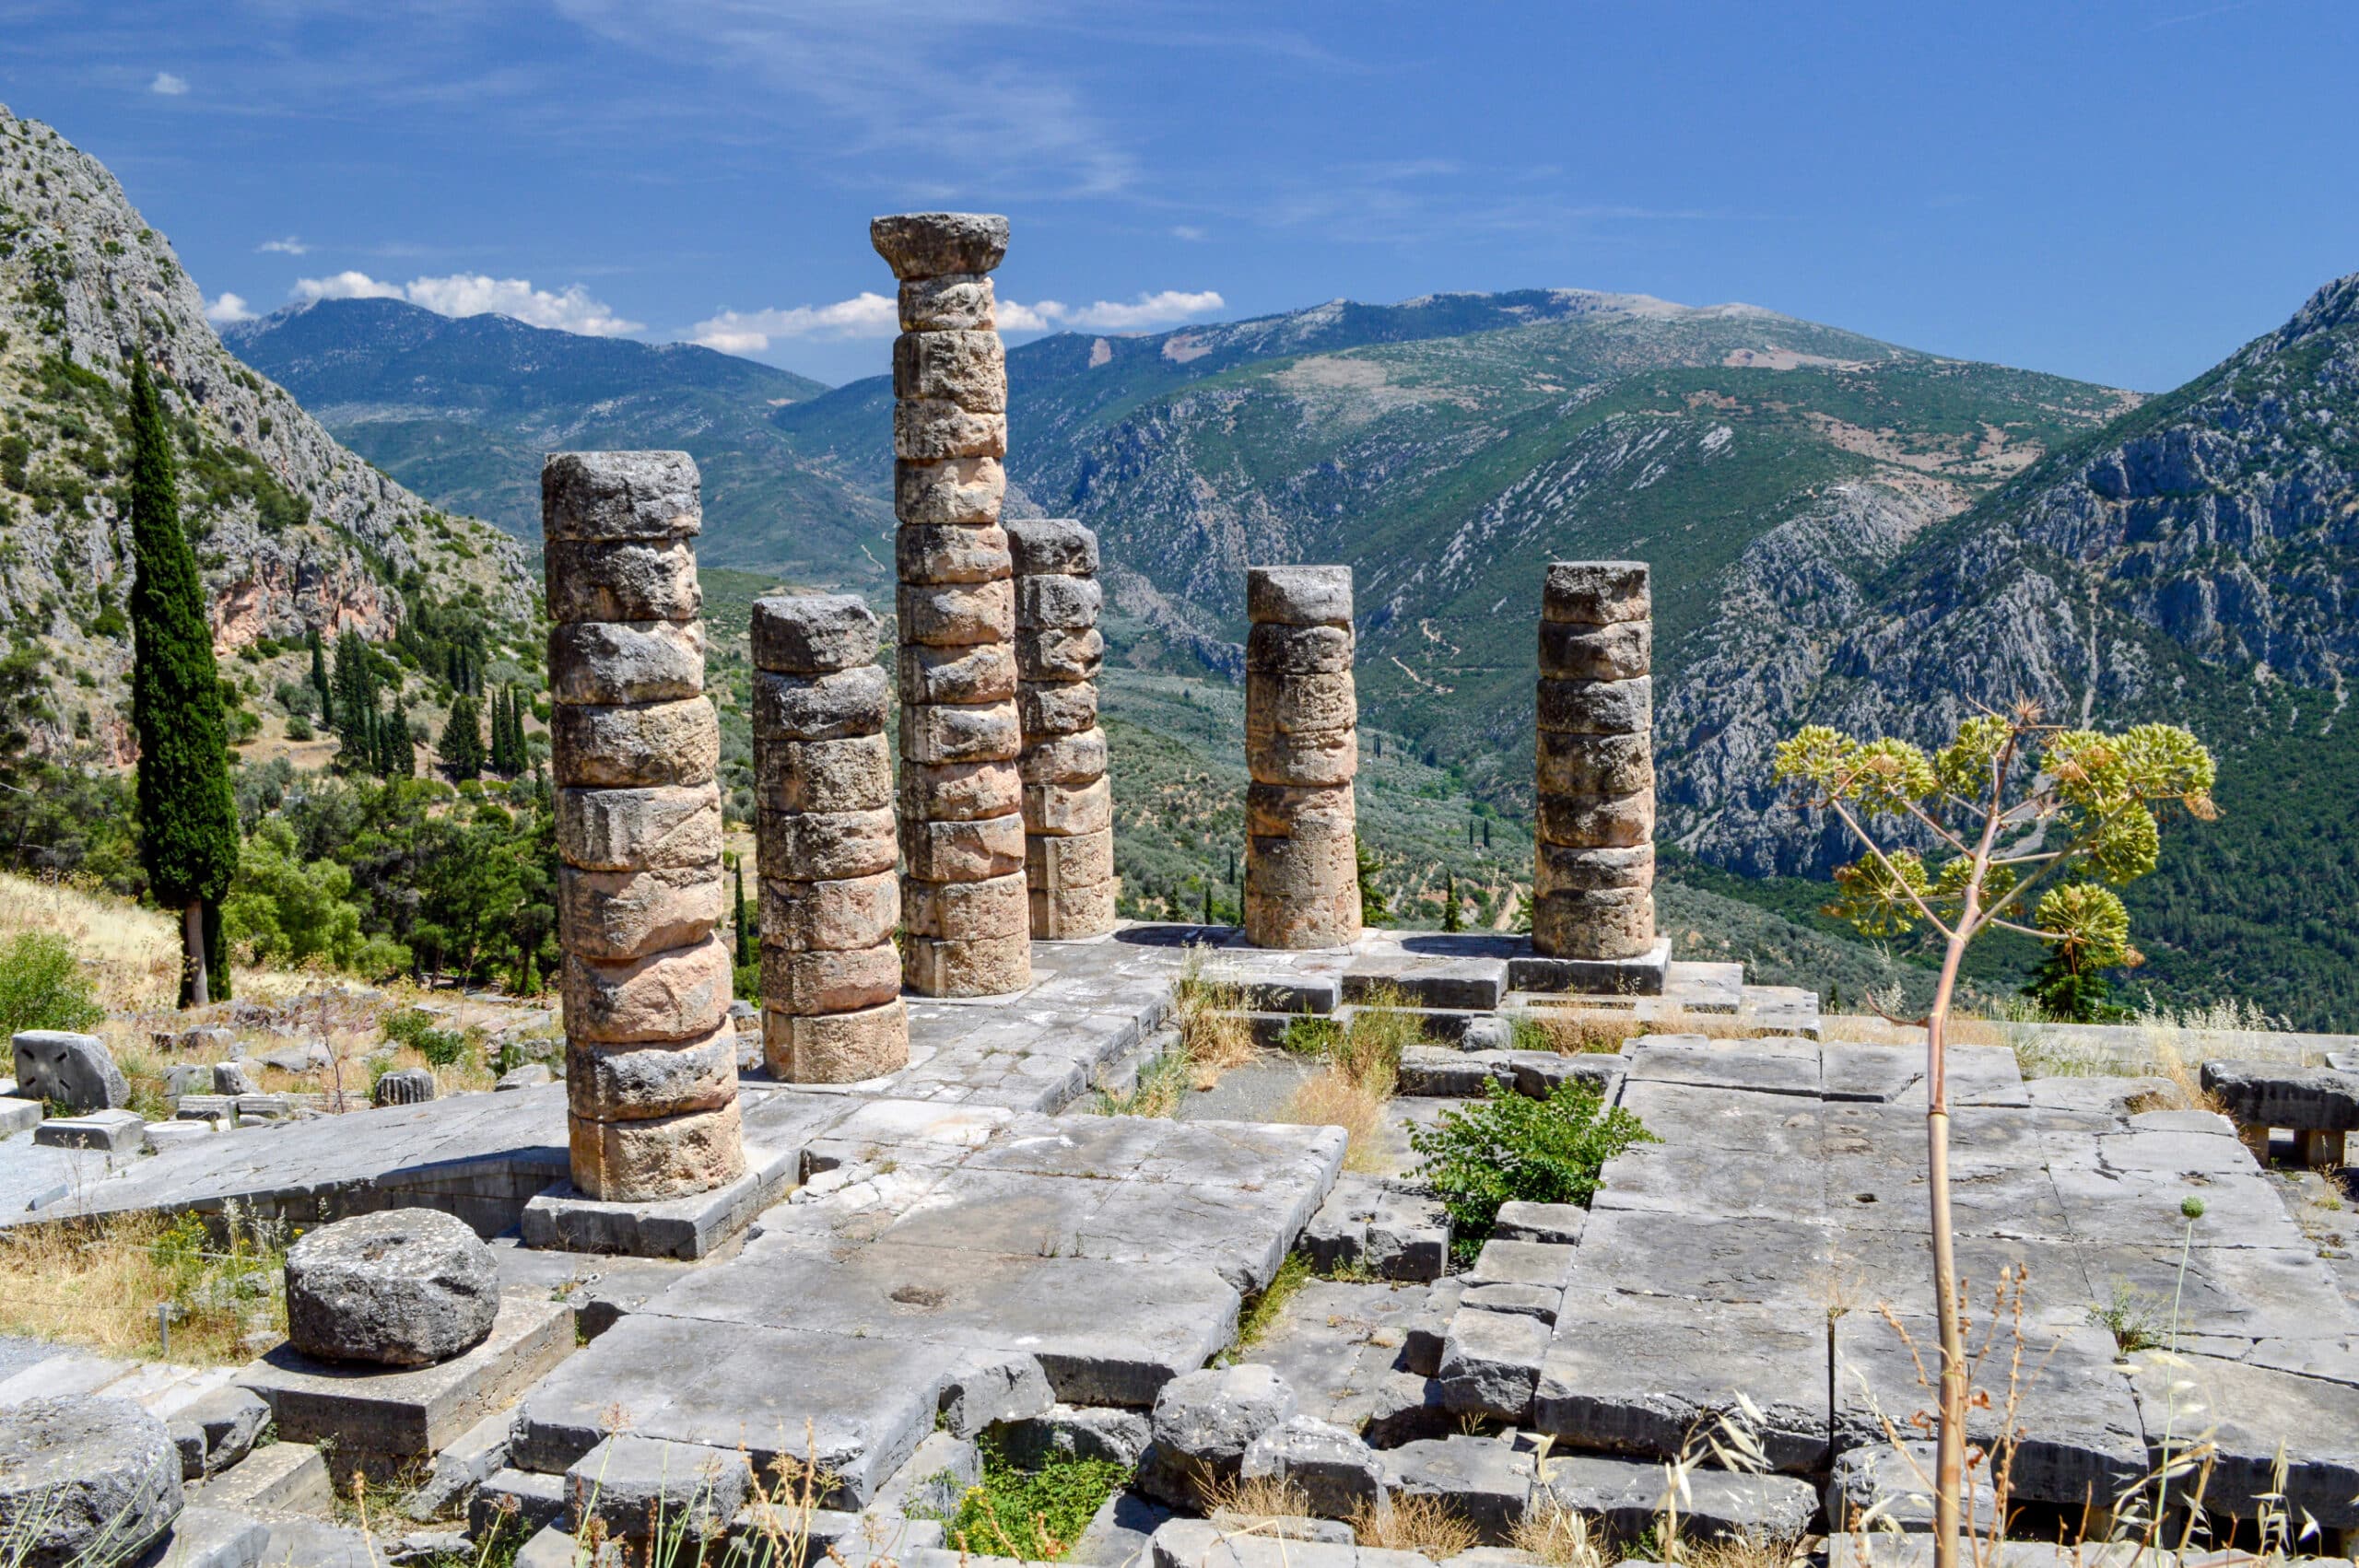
[2127,1350,2359,1527]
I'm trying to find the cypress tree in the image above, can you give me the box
[308,628,334,728]
[388,699,416,778]
[1441,872,1462,932]
[441,693,484,778]
[126,356,238,1007]
[733,859,751,967]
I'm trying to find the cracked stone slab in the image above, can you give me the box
[2076,1244,2356,1343]
[1820,1042,1926,1103]
[1821,1157,2072,1241]
[1569,1211,1840,1310]
[2127,1350,2359,1527]
[2201,1061,2359,1131]
[2049,1163,2306,1251]
[1614,1082,1823,1159]
[1594,1144,1827,1223]
[1542,1452,1818,1543]
[1621,1036,1823,1098]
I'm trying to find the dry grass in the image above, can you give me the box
[1206,1475,1315,1528]
[0,871,180,1014]
[1174,950,1256,1092]
[1273,984,1412,1173]
[1353,1493,1481,1560]
[0,1208,288,1366]
[1281,1069,1395,1173]
[1512,1503,1614,1567]
[1516,1001,1771,1049]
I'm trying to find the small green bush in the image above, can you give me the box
[943,1435,1132,1561]
[0,929,105,1036]
[1411,1080,1654,1261]
[381,1007,469,1068]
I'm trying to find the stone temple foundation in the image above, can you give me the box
[1010,519,1118,940]
[1528,560,1668,993]
[874,212,1031,998]
[542,451,745,1202]
[752,593,909,1082]
[1243,565,1362,951]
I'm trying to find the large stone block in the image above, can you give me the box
[1005,518,1098,577]
[753,665,889,743]
[0,1396,182,1567]
[1246,566,1352,628]
[1016,626,1105,684]
[285,1208,499,1368]
[903,931,1030,998]
[755,733,893,815]
[544,538,702,625]
[757,805,898,883]
[557,784,721,872]
[1536,790,1653,848]
[900,700,1022,765]
[557,864,725,963]
[760,871,899,954]
[549,620,705,706]
[898,641,1017,706]
[894,457,1003,526]
[895,400,1006,462]
[1137,1364,1297,1508]
[1025,826,1114,889]
[570,1101,746,1203]
[895,530,1010,600]
[1245,623,1352,675]
[1018,682,1098,737]
[1244,781,1356,838]
[1245,673,1356,739]
[1018,727,1108,786]
[1023,777,1112,837]
[542,451,698,543]
[903,813,1026,882]
[752,592,878,675]
[566,1029,738,1122]
[898,579,1015,648]
[10,1030,127,1113]
[1534,843,1654,894]
[1535,731,1652,797]
[905,871,1029,941]
[1017,574,1102,631]
[560,933,733,1044]
[1243,887,1360,951]
[871,212,1010,280]
[1542,562,1649,626]
[760,942,902,1015]
[764,999,909,1083]
[1535,676,1652,737]
[1538,618,1650,682]
[1247,727,1356,788]
[900,275,994,333]
[2200,1060,2359,1130]
[900,758,1023,823]
[1031,877,1117,941]
[551,697,719,790]
[1532,889,1655,960]
[893,330,1005,413]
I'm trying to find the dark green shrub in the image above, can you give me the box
[1411,1080,1654,1262]
[381,1006,468,1068]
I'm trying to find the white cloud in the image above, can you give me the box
[205,292,256,324]
[149,72,189,96]
[291,271,643,335]
[688,287,1224,354]
[257,237,310,255]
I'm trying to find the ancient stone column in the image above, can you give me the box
[873,212,1030,997]
[544,451,744,1203]
[1009,519,1116,940]
[751,594,908,1082]
[1532,561,1657,960]
[1243,566,1362,950]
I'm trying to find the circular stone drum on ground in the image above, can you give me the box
[0,1395,182,1567]
[284,1207,500,1367]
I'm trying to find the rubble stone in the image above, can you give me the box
[0,1395,182,1567]
[1138,1364,1299,1508]
[284,1208,499,1367]
[10,1030,128,1112]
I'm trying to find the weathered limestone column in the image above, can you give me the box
[1532,561,1656,959]
[544,451,744,1202]
[1243,566,1361,949]
[1009,520,1116,939]
[751,594,908,1082]
[873,212,1031,997]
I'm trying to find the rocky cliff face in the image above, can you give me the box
[1661,274,2359,874]
[0,105,531,755]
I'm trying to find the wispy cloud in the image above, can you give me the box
[687,287,1225,354]
[204,292,255,324]
[148,71,188,96]
[292,271,643,335]
[257,236,311,255]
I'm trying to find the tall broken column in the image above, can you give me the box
[1010,519,1116,940]
[874,211,1030,997]
[1532,560,1657,962]
[1243,566,1362,950]
[544,451,744,1203]
[752,594,908,1082]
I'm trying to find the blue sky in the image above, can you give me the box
[3,0,2353,391]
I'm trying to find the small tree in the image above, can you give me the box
[1355,834,1387,928]
[441,693,485,779]
[1773,705,2216,1568]
[1440,871,1462,931]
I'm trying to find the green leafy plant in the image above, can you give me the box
[0,929,104,1035]
[1773,707,2217,1568]
[1411,1081,1653,1262]
[381,1007,470,1069]
[943,1436,1131,1562]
